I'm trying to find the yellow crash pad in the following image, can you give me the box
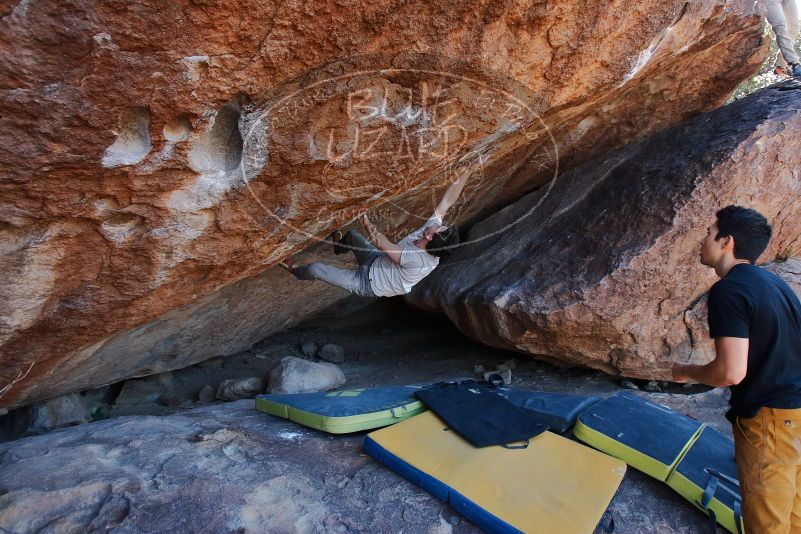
[365,411,627,533]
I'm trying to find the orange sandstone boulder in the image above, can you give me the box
[0,0,766,407]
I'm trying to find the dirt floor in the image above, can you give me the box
[1,298,734,532]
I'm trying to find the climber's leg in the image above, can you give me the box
[292,262,374,297]
[783,0,800,66]
[335,230,382,267]
[763,0,800,68]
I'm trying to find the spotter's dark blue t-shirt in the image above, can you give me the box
[707,263,801,422]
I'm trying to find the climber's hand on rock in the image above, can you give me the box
[451,154,483,184]
[361,214,379,243]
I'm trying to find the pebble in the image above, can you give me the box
[197,384,216,403]
[302,341,319,358]
[216,377,266,400]
[644,380,662,392]
[484,369,512,385]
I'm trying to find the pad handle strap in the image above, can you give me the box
[698,470,744,534]
[501,439,529,450]
[390,405,409,418]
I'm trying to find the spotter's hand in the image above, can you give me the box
[671,362,689,383]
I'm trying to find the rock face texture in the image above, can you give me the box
[0,0,768,408]
[410,83,801,380]
[684,258,801,363]
[0,401,462,533]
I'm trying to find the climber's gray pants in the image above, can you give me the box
[761,0,800,66]
[293,230,379,297]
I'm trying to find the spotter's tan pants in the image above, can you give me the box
[734,407,801,533]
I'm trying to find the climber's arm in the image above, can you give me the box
[433,154,484,219]
[362,214,403,265]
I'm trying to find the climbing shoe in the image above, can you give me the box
[331,230,348,255]
[278,258,294,273]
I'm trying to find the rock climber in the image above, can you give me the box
[760,0,801,77]
[672,205,801,532]
[281,156,483,297]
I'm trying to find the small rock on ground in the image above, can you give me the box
[114,379,166,406]
[483,369,512,385]
[268,357,346,394]
[644,380,662,392]
[197,385,216,403]
[27,394,92,433]
[216,377,266,400]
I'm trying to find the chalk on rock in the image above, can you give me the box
[318,343,346,364]
[268,356,346,394]
[302,341,319,358]
[216,377,266,401]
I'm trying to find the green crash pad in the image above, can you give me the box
[255,386,426,433]
[574,391,743,533]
